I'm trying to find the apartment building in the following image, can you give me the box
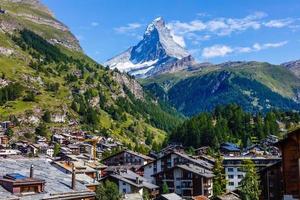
[223,156,281,191]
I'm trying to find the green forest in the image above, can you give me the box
[169,104,300,149]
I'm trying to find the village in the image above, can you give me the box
[0,119,299,200]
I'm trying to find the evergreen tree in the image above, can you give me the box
[162,181,169,194]
[95,180,121,200]
[53,143,61,157]
[6,127,14,138]
[213,155,226,196]
[35,123,49,138]
[42,110,51,123]
[239,160,261,200]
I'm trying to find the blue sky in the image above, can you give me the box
[42,0,300,64]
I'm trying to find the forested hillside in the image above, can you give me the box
[169,104,300,149]
[0,0,182,151]
[143,62,300,116]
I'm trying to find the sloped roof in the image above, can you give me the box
[0,158,94,200]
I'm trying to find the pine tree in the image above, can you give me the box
[6,127,14,138]
[239,159,261,200]
[162,181,169,194]
[53,143,61,157]
[213,155,227,196]
[42,110,51,123]
[95,180,121,200]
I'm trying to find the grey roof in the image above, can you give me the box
[174,152,214,170]
[176,164,214,178]
[161,193,183,200]
[123,193,143,200]
[105,170,158,190]
[216,192,241,200]
[103,150,154,161]
[0,158,94,200]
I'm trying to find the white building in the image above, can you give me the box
[223,156,281,191]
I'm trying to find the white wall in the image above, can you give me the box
[225,166,245,191]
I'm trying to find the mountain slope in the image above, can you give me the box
[143,62,300,116]
[0,0,182,149]
[105,17,197,78]
[282,59,300,78]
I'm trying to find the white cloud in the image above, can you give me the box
[115,23,142,33]
[167,12,298,46]
[91,22,99,27]
[264,19,294,28]
[252,41,288,50]
[202,41,288,58]
[168,12,266,37]
[202,45,233,58]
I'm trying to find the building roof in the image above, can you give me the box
[176,164,214,178]
[161,193,183,200]
[102,149,154,162]
[0,158,94,200]
[173,151,214,170]
[215,192,241,200]
[103,169,159,190]
[152,163,214,179]
[123,193,143,200]
[221,142,240,152]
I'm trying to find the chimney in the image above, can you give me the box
[30,164,34,178]
[71,166,76,190]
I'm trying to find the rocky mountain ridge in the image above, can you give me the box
[106,17,198,78]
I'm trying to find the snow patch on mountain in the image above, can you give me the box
[105,17,195,78]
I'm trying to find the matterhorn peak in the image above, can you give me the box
[105,17,195,78]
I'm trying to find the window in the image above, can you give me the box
[229,182,234,186]
[238,175,244,179]
[228,175,234,179]
[227,168,234,172]
[237,168,243,172]
[123,182,126,186]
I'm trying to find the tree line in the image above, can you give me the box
[169,104,300,149]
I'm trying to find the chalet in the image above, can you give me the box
[277,128,300,199]
[102,149,154,167]
[153,163,214,199]
[0,158,95,199]
[52,134,65,144]
[0,172,45,195]
[0,134,9,147]
[12,141,29,154]
[220,142,240,156]
[68,144,81,155]
[1,121,12,130]
[223,156,281,191]
[143,151,214,183]
[28,144,39,156]
[0,149,21,158]
[259,161,283,200]
[157,144,185,157]
[195,146,209,156]
[100,169,159,198]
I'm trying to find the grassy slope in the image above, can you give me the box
[0,0,179,148]
[141,62,300,116]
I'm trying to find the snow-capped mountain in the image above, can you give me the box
[105,17,196,78]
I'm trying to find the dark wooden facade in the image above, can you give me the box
[260,161,283,200]
[278,129,300,199]
[153,166,213,199]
